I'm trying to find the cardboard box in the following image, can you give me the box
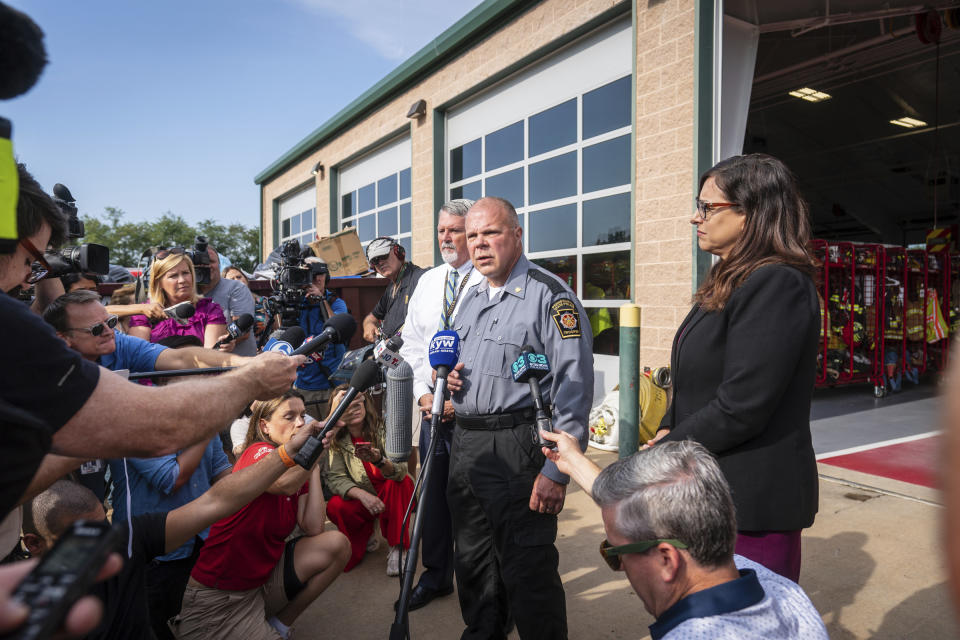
[308,228,368,277]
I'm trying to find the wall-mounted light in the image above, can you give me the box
[406,99,427,119]
[311,161,324,178]
[890,116,927,129]
[788,87,831,103]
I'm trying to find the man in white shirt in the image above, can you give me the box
[398,199,483,610]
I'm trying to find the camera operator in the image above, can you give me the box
[293,257,348,420]
[199,244,257,356]
[0,163,305,520]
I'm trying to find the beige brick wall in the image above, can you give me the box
[634,0,697,368]
[261,0,700,365]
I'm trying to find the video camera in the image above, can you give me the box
[44,183,109,278]
[185,235,212,286]
[259,239,317,331]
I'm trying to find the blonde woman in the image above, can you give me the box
[323,385,414,575]
[173,390,350,640]
[128,249,228,349]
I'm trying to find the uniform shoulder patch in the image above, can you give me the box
[528,268,566,295]
[550,298,582,339]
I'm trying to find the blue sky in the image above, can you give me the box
[4,0,481,229]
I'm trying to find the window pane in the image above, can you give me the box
[301,232,313,247]
[378,207,398,237]
[377,174,397,206]
[301,210,315,232]
[485,121,523,171]
[532,255,576,292]
[399,203,411,233]
[583,135,630,193]
[450,138,481,182]
[584,250,630,300]
[341,192,356,218]
[290,215,301,235]
[583,193,631,246]
[358,214,376,242]
[451,180,482,201]
[528,152,576,205]
[589,307,620,355]
[529,204,577,252]
[399,168,411,200]
[484,168,524,208]
[282,218,290,238]
[398,236,412,259]
[583,76,631,139]
[358,183,376,212]
[529,99,576,156]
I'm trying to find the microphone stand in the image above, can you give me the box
[389,375,447,640]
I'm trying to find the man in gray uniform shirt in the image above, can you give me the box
[445,197,593,640]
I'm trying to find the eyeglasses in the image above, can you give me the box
[19,238,51,285]
[369,255,388,267]
[694,198,739,221]
[154,247,186,261]
[599,538,689,571]
[65,314,119,337]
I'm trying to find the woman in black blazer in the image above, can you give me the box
[651,154,819,582]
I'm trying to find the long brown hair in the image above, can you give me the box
[327,384,381,451]
[694,154,818,311]
[242,389,305,451]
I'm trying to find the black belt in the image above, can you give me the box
[455,408,536,430]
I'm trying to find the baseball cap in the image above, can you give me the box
[365,237,396,262]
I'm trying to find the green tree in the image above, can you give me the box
[80,208,261,272]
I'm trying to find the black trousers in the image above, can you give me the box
[145,544,201,640]
[417,417,454,591]
[448,417,566,640]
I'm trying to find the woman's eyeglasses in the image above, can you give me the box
[694,199,739,221]
[19,238,51,285]
[598,538,688,571]
[65,314,120,337]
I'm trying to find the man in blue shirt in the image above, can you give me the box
[542,433,828,640]
[295,258,348,420]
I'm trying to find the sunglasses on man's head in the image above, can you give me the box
[154,247,186,261]
[65,314,119,337]
[598,538,688,571]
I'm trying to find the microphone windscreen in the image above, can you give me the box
[323,313,358,344]
[384,361,414,462]
[349,358,382,392]
[175,302,195,319]
[511,346,551,382]
[234,313,255,332]
[0,4,47,100]
[264,326,306,354]
[428,330,460,370]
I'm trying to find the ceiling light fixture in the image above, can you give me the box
[890,117,927,129]
[788,87,832,102]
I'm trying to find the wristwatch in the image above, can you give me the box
[374,454,387,468]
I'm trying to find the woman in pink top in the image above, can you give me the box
[128,250,229,349]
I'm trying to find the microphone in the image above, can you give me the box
[384,361,414,462]
[374,335,404,369]
[511,345,555,448]
[293,358,382,469]
[291,313,357,357]
[428,330,460,417]
[213,313,254,350]
[264,326,306,354]
[163,301,195,325]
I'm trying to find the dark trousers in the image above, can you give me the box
[448,419,566,640]
[145,548,200,640]
[416,417,454,591]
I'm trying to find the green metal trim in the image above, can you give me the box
[692,0,716,293]
[435,4,632,113]
[328,167,339,235]
[629,0,637,304]
[254,0,538,186]
[270,194,280,257]
[433,108,446,266]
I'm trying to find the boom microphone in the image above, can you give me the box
[163,301,195,324]
[384,361,414,462]
[291,313,357,357]
[264,326,306,354]
[428,330,460,417]
[213,313,254,350]
[293,358,382,469]
[511,345,555,448]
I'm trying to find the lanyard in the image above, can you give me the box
[441,267,472,324]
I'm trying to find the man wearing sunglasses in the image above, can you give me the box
[540,432,827,639]
[360,237,424,344]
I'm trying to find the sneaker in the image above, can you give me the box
[366,533,380,553]
[387,546,401,576]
